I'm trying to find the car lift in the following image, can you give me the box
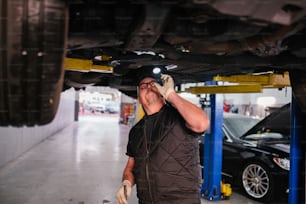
[185,72,304,203]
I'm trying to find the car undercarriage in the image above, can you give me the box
[65,0,306,101]
[1,0,306,126]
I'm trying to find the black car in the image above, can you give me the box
[200,103,290,202]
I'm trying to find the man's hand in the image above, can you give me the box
[117,180,132,204]
[154,74,175,100]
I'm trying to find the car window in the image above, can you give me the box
[223,116,260,138]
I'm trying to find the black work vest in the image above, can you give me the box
[129,105,201,204]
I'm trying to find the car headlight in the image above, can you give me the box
[273,157,290,171]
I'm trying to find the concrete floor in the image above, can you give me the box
[0,115,264,204]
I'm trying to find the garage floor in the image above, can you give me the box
[0,115,270,204]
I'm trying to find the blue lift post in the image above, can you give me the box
[289,97,305,204]
[201,90,224,201]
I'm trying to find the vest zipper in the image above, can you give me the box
[144,119,154,203]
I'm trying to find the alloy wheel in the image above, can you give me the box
[242,163,270,199]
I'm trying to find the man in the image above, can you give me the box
[117,67,210,204]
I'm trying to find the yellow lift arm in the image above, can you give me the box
[186,83,263,94]
[213,72,290,88]
[185,72,291,94]
[64,57,113,73]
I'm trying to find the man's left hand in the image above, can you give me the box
[154,74,175,100]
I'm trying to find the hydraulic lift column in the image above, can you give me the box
[289,97,305,204]
[201,82,224,201]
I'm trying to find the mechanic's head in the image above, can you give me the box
[136,66,167,112]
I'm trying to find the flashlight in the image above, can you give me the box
[152,67,163,85]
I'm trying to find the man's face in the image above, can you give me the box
[138,77,163,106]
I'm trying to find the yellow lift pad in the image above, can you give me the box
[64,57,113,73]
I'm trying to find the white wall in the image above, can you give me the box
[224,87,292,106]
[180,85,292,118]
[0,89,75,168]
[223,87,292,117]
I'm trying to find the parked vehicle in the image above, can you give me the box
[105,102,120,114]
[200,103,290,202]
[84,100,106,113]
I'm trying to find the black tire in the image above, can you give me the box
[239,161,275,202]
[0,0,68,126]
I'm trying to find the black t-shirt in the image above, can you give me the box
[126,109,160,157]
